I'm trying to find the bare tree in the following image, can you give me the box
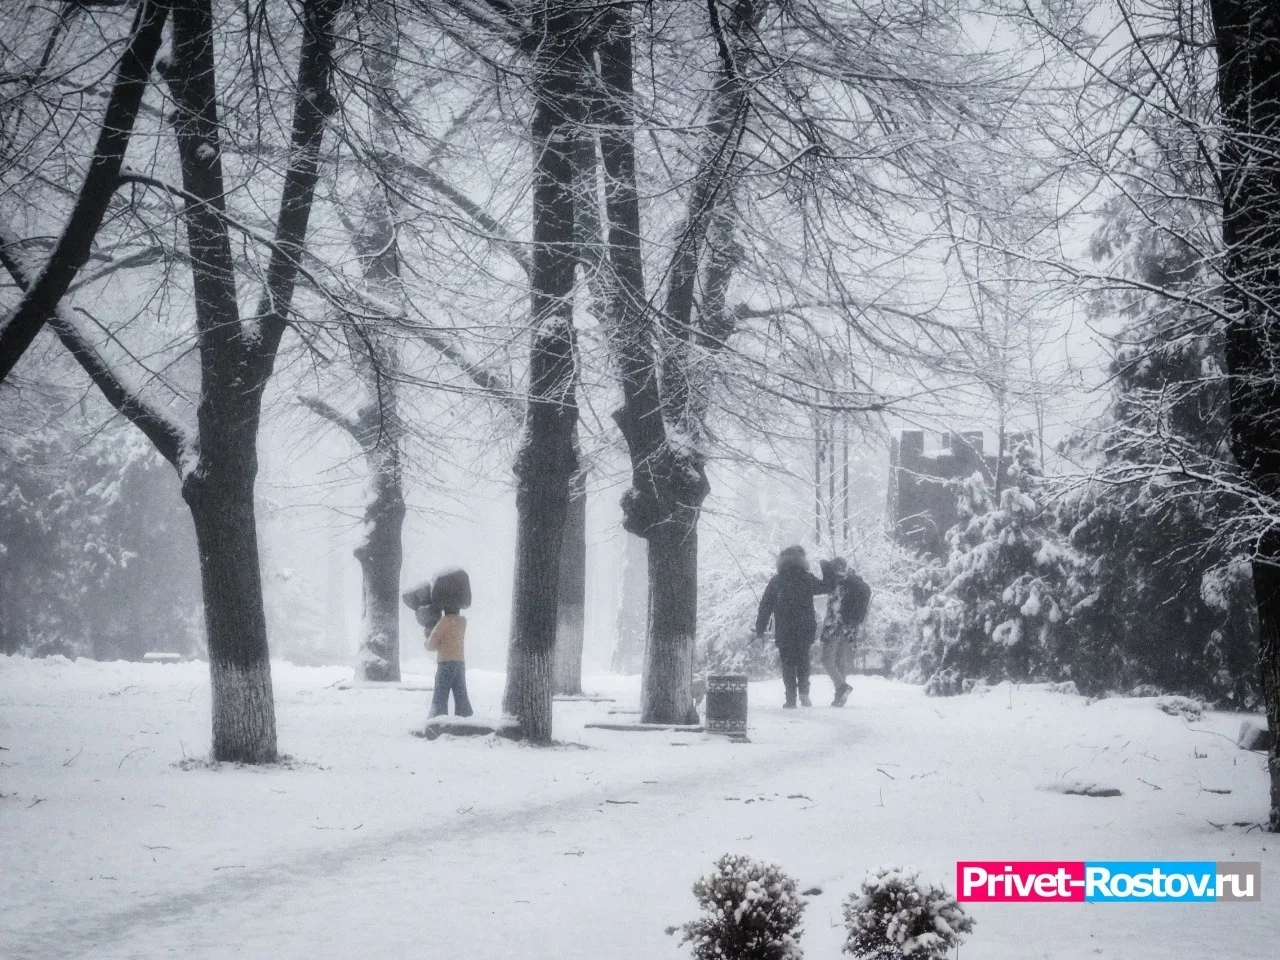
[416,0,592,741]
[2,0,347,762]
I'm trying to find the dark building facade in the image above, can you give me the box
[888,429,1031,557]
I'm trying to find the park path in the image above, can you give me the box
[5,704,872,960]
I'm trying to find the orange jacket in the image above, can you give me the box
[426,614,466,662]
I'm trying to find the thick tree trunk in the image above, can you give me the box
[501,5,586,742]
[642,518,699,724]
[354,445,405,681]
[1211,0,1280,830]
[185,456,277,764]
[554,463,587,695]
[1255,543,1280,827]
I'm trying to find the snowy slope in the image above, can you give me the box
[1,655,1276,959]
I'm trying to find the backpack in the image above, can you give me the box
[840,573,872,627]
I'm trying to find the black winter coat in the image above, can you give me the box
[755,558,833,649]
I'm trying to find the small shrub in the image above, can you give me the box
[922,668,963,697]
[843,866,972,960]
[1156,694,1204,720]
[680,854,805,960]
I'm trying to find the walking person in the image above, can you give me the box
[754,545,834,707]
[819,557,872,706]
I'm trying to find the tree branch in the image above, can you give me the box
[0,0,168,383]
[297,393,363,440]
[391,153,531,276]
[0,222,190,471]
[249,0,347,375]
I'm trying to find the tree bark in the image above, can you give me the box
[354,437,406,681]
[1210,0,1280,831]
[644,517,700,724]
[0,0,168,382]
[185,456,277,763]
[594,2,759,722]
[501,3,586,742]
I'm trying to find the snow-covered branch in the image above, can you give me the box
[0,221,192,472]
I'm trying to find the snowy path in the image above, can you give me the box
[3,657,1279,959]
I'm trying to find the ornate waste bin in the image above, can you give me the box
[705,674,749,735]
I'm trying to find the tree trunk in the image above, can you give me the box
[345,1,407,682]
[354,443,405,681]
[642,518,699,724]
[1210,0,1280,830]
[184,455,277,764]
[1255,543,1280,828]
[594,3,759,719]
[554,461,587,695]
[501,4,586,742]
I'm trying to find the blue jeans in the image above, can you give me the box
[430,661,473,717]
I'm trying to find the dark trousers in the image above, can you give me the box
[430,660,473,717]
[777,643,811,701]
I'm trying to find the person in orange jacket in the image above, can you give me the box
[425,601,473,718]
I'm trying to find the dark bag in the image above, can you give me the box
[841,574,871,627]
[431,568,471,612]
[402,568,472,614]
[402,580,433,610]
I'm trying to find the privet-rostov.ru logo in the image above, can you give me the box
[956,862,1261,902]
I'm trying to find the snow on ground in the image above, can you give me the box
[1,654,1277,960]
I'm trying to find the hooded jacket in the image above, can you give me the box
[755,550,833,648]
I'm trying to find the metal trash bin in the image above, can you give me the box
[705,674,748,734]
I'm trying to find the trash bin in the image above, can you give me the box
[705,674,748,734]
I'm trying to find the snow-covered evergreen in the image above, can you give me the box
[907,445,1077,688]
[680,854,806,960]
[842,866,973,960]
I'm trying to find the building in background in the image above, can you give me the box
[887,429,1031,557]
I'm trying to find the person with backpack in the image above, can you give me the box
[754,545,835,708]
[818,557,871,707]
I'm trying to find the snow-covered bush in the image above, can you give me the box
[921,667,963,698]
[680,854,805,960]
[843,866,973,960]
[699,528,782,680]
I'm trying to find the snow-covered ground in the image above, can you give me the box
[1,655,1276,959]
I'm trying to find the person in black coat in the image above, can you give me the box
[754,545,834,707]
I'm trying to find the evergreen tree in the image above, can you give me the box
[913,445,1077,685]
[1057,194,1258,703]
